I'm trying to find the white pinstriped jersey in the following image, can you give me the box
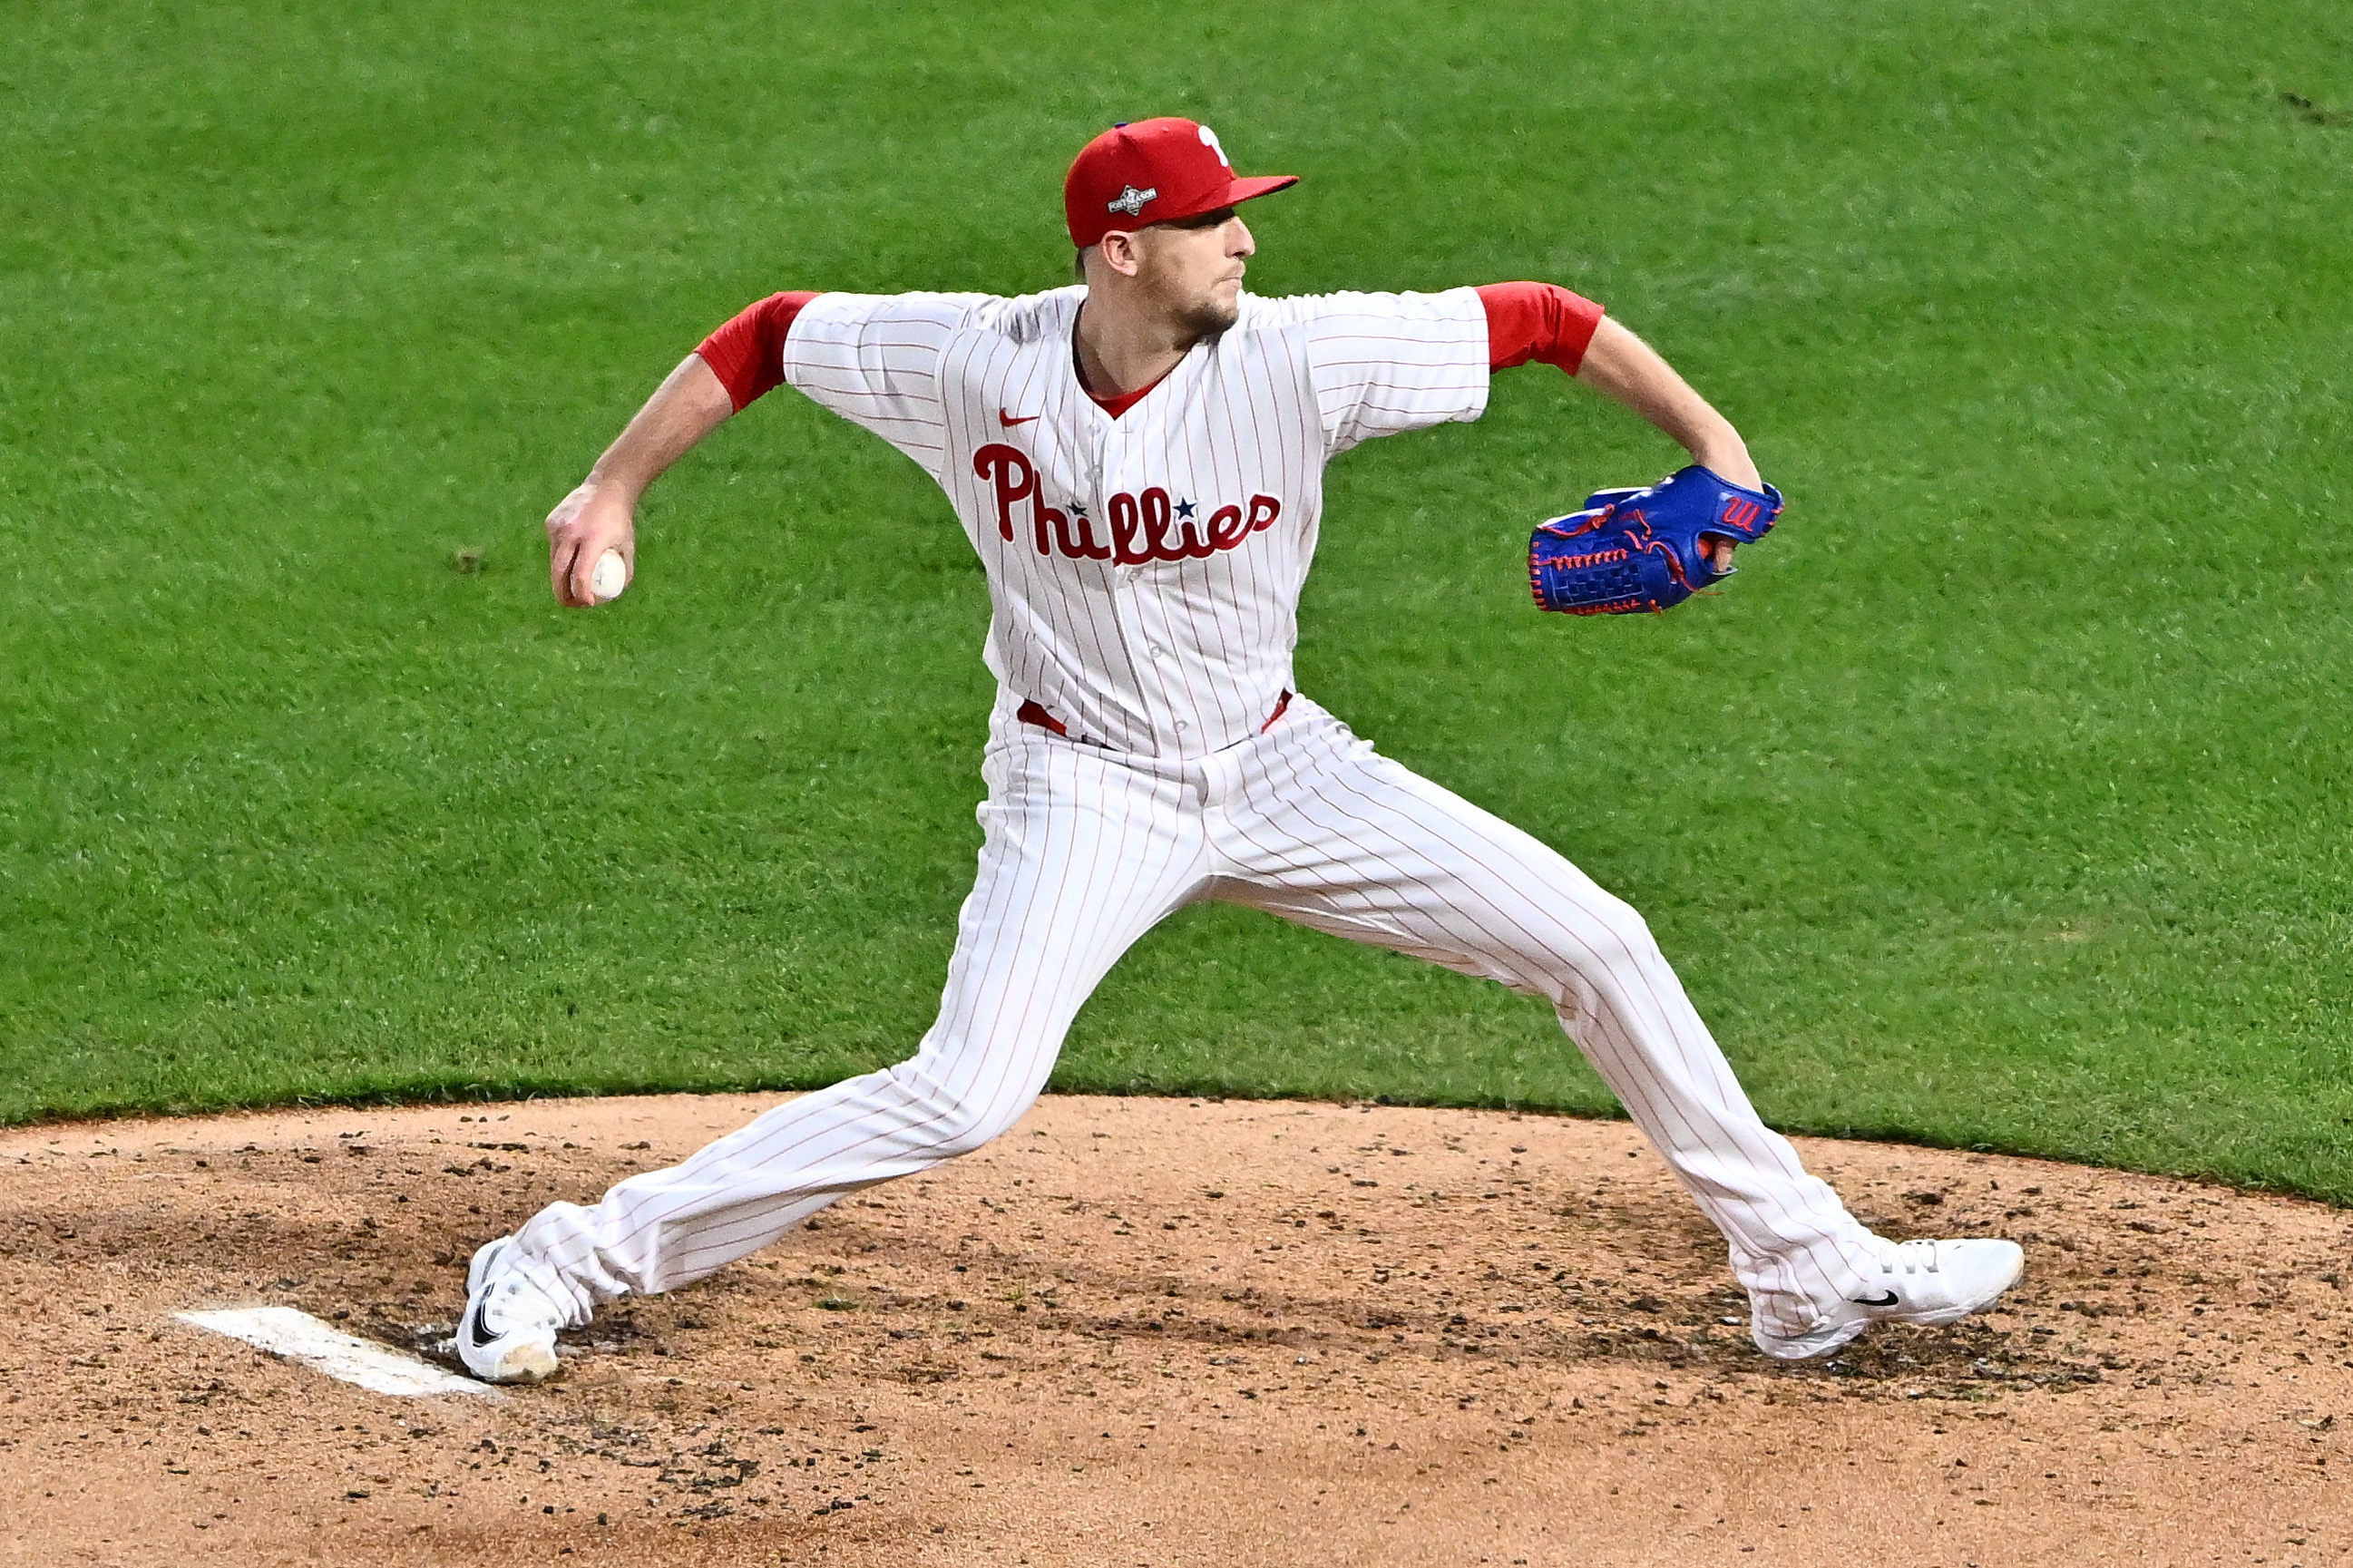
[782,285,1490,756]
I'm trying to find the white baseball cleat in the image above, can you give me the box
[456,1236,566,1384]
[1751,1237,2026,1362]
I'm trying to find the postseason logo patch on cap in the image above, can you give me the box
[1063,117,1298,248]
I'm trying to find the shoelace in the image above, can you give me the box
[486,1278,537,1332]
[1877,1242,1944,1277]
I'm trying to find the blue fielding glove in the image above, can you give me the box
[1528,465,1783,615]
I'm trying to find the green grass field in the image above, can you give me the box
[5,2,2349,1197]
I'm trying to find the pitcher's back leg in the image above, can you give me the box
[502,735,1213,1321]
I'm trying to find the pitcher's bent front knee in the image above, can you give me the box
[1518,891,1676,1027]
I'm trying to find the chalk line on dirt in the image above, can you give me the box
[177,1306,496,1399]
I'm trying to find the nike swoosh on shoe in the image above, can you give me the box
[464,1300,498,1350]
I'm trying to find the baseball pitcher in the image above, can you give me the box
[459,118,2022,1382]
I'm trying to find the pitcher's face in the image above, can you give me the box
[1131,207,1255,336]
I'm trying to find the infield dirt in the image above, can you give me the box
[5,1093,2347,1565]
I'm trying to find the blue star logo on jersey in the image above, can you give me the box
[1176,499,1196,521]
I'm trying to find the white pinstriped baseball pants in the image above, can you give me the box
[506,696,1882,1339]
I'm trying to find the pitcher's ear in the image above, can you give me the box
[1098,230,1145,279]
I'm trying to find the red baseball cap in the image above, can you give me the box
[1064,118,1297,248]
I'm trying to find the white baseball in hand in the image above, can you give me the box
[590,550,628,603]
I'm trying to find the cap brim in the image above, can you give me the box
[1225,173,1298,208]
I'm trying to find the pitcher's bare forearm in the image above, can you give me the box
[1573,318,1759,491]
[546,354,736,607]
[584,354,737,502]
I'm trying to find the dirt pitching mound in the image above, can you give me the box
[5,1093,2348,1565]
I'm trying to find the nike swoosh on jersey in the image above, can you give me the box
[998,409,1039,427]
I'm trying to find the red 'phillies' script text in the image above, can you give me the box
[975,443,1280,564]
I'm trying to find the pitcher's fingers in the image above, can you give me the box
[568,538,604,607]
[551,533,586,606]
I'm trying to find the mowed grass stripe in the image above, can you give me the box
[2,1,2348,1197]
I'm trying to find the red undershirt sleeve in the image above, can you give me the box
[695,291,822,411]
[1476,281,1606,375]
